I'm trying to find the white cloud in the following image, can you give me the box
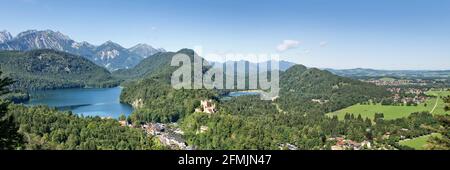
[319,41,328,47]
[276,40,300,52]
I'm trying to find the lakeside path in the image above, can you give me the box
[430,96,439,114]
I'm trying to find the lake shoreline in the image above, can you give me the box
[24,86,133,119]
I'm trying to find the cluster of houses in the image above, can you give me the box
[365,79,412,86]
[386,87,428,105]
[392,94,427,105]
[387,87,427,95]
[116,99,220,150]
[118,120,192,150]
[142,122,192,150]
[143,123,166,136]
[329,137,371,150]
[365,78,438,87]
[387,88,401,94]
[405,88,427,95]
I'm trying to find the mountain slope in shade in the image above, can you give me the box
[0,30,165,70]
[113,51,176,80]
[0,49,119,90]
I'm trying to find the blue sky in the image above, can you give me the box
[1,0,450,70]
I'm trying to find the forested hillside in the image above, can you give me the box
[277,65,390,114]
[115,49,406,150]
[7,105,164,150]
[112,51,176,80]
[0,70,163,150]
[178,66,391,149]
[120,49,218,123]
[0,49,119,90]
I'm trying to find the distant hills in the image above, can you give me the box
[0,49,119,90]
[207,61,450,79]
[0,30,165,70]
[325,68,450,78]
[210,60,296,72]
[114,53,297,81]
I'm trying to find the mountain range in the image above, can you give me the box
[0,30,165,70]
[325,68,450,78]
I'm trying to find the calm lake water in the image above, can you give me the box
[221,91,261,101]
[25,87,133,118]
[228,91,261,97]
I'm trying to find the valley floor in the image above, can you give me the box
[327,90,450,120]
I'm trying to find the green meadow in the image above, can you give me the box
[379,77,396,82]
[426,90,450,115]
[399,133,442,150]
[327,90,450,120]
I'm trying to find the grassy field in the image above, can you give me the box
[327,90,450,120]
[425,89,450,97]
[399,133,442,150]
[426,90,450,115]
[379,77,396,82]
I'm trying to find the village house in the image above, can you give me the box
[197,100,217,114]
[140,122,195,150]
[330,137,371,150]
[144,123,166,136]
[406,88,425,95]
[118,120,129,127]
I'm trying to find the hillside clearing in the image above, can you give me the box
[327,90,449,120]
[399,133,442,150]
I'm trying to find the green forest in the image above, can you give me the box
[0,49,119,91]
[0,70,164,150]
[118,50,449,150]
[1,49,448,150]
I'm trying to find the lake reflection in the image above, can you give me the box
[25,87,133,118]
